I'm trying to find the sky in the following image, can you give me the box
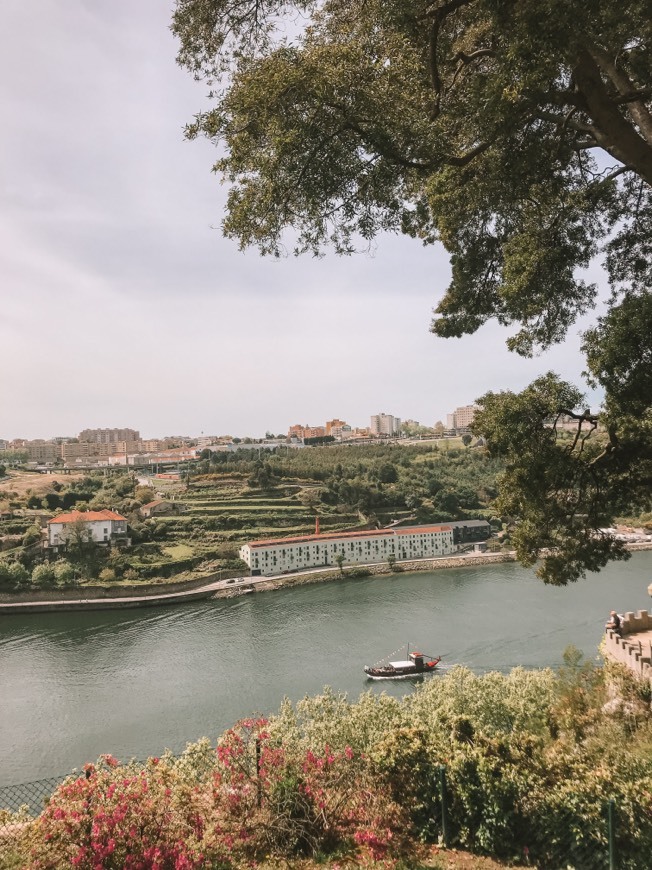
[0,0,604,441]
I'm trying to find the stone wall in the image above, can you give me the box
[0,570,242,603]
[604,610,652,683]
[263,551,517,591]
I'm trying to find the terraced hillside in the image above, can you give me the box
[0,443,501,588]
[150,475,413,573]
[141,441,500,577]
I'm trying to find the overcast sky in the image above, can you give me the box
[1,0,604,440]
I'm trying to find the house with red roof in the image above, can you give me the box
[47,509,129,551]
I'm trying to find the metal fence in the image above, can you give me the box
[0,775,67,817]
[0,764,648,868]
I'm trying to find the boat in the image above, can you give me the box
[364,649,442,680]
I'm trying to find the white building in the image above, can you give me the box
[47,509,129,550]
[370,413,401,437]
[446,405,478,430]
[239,524,454,576]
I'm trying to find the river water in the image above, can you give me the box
[1,553,651,786]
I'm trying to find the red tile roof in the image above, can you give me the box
[247,525,451,549]
[47,509,126,525]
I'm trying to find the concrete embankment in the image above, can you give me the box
[0,573,222,604]
[0,583,224,614]
[256,551,519,592]
[0,570,248,614]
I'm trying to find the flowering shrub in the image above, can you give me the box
[22,725,409,868]
[211,719,409,863]
[27,754,218,869]
[12,659,652,869]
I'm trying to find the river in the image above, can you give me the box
[1,553,651,786]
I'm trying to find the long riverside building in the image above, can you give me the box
[239,524,454,576]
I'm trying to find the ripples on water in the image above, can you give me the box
[1,553,651,784]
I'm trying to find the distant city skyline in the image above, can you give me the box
[0,405,453,443]
[1,1,604,441]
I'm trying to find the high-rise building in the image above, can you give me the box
[25,440,59,463]
[288,424,306,440]
[446,405,477,430]
[370,413,401,437]
[325,418,347,435]
[304,426,326,439]
[78,428,140,444]
[287,424,327,440]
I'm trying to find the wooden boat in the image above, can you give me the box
[364,650,442,680]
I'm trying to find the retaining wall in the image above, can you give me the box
[0,570,242,604]
[265,551,517,590]
[0,585,221,614]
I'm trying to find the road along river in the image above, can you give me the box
[1,552,651,785]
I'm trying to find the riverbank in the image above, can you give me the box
[233,550,519,595]
[3,542,652,614]
[0,551,516,613]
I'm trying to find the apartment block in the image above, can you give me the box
[25,440,59,463]
[446,405,477,430]
[325,419,347,435]
[370,413,401,437]
[78,428,140,444]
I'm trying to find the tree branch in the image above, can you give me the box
[451,48,496,89]
[321,100,491,171]
[573,47,652,184]
[444,139,491,166]
[533,109,597,135]
[584,41,652,145]
[613,88,652,106]
[427,0,475,116]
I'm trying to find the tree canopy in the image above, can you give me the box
[173,0,652,582]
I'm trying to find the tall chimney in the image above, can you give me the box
[315,515,320,535]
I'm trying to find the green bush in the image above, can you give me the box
[22,524,42,547]
[0,560,30,588]
[346,567,372,578]
[53,560,76,586]
[98,567,116,583]
[6,658,652,868]
[31,563,56,587]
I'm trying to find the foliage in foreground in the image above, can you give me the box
[5,654,652,869]
[172,0,652,585]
